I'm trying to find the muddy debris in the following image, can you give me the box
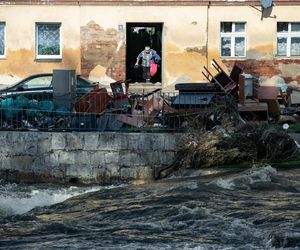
[157,121,299,179]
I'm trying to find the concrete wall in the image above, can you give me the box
[0,131,182,184]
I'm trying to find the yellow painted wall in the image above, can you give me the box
[80,6,208,86]
[0,6,80,85]
[207,6,300,74]
[1,5,300,87]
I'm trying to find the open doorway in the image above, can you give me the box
[126,23,163,84]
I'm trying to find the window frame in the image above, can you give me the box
[220,22,247,58]
[35,22,62,60]
[277,22,300,57]
[0,22,6,59]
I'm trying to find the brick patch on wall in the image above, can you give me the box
[223,59,300,84]
[80,21,126,80]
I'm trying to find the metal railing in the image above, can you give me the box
[0,89,226,132]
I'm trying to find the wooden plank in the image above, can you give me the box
[238,102,268,112]
[258,86,279,100]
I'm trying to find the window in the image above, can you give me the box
[22,76,52,89]
[277,22,300,56]
[36,23,61,59]
[220,22,246,57]
[0,22,5,58]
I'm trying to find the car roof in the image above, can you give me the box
[0,73,95,91]
[16,73,92,84]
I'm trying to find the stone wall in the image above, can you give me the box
[0,132,183,184]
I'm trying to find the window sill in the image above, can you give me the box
[221,56,247,60]
[275,55,300,59]
[0,56,6,60]
[35,57,62,62]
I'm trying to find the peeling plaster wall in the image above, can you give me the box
[80,21,125,84]
[2,4,300,87]
[0,6,81,86]
[80,6,208,86]
[208,6,300,84]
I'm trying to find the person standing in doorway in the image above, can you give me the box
[135,46,160,83]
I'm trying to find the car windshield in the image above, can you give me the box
[21,76,52,89]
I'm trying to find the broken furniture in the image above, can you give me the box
[174,83,218,110]
[116,111,145,128]
[258,86,281,117]
[238,100,268,124]
[202,59,240,95]
[110,80,131,109]
[75,87,110,113]
[238,74,256,105]
[173,93,215,109]
[117,93,164,128]
[175,83,219,93]
[171,63,244,126]
[238,73,269,123]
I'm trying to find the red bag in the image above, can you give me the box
[150,59,158,77]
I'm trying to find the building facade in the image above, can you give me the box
[0,0,300,87]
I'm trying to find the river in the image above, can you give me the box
[0,166,300,249]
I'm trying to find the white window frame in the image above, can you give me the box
[277,22,300,57]
[0,22,6,59]
[220,22,246,58]
[35,22,62,60]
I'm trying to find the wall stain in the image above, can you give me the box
[165,43,207,84]
[0,48,80,82]
[247,45,274,60]
[185,46,207,56]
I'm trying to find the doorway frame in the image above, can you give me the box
[125,22,164,86]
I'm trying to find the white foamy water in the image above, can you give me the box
[209,165,277,190]
[0,184,122,216]
[1,168,300,249]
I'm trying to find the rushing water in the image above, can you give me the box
[0,166,300,249]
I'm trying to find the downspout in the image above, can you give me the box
[206,1,211,69]
[78,0,81,75]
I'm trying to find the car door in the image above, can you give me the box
[10,75,53,101]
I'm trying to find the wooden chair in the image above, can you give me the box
[202,59,238,95]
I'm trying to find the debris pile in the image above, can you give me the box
[0,80,178,131]
[1,61,300,131]
[157,121,299,179]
